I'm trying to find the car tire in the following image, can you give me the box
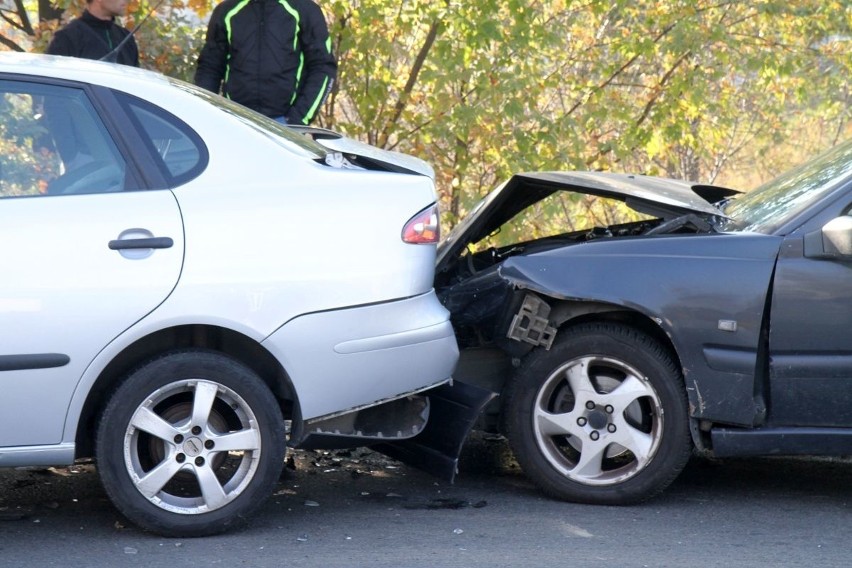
[503,322,691,505]
[96,350,286,537]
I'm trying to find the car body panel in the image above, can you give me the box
[497,234,781,426]
[438,139,852,456]
[768,233,852,427]
[288,125,435,180]
[262,290,458,421]
[443,233,781,426]
[165,166,439,331]
[0,190,184,446]
[0,443,76,467]
[0,54,458,467]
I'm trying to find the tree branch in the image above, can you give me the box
[0,11,26,33]
[584,49,693,167]
[565,22,677,120]
[11,0,34,35]
[634,51,692,128]
[377,14,442,148]
[0,33,25,51]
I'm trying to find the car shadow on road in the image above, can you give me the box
[666,453,852,505]
[3,438,852,539]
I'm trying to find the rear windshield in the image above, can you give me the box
[167,78,328,161]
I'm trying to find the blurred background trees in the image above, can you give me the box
[2,0,850,229]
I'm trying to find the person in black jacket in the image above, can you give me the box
[194,0,337,125]
[46,0,139,66]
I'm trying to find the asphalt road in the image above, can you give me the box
[1,435,851,567]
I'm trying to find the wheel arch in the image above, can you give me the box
[501,296,706,451]
[550,301,681,368]
[551,300,709,451]
[500,312,694,504]
[74,324,297,459]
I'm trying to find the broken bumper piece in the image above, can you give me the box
[294,381,496,482]
[373,380,497,482]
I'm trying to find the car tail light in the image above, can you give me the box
[402,204,440,244]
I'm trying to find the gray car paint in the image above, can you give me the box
[438,141,852,457]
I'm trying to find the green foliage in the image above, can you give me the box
[1,0,849,231]
[324,0,850,229]
[133,9,207,81]
[476,191,651,252]
[0,93,60,196]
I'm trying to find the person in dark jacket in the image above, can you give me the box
[194,0,337,125]
[46,0,139,67]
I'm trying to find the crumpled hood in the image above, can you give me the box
[437,171,739,273]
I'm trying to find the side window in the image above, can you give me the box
[116,92,207,186]
[0,80,126,197]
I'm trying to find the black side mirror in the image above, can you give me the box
[804,216,852,258]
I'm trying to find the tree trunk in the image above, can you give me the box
[39,0,63,24]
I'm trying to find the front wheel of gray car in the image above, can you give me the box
[504,322,691,505]
[96,351,286,537]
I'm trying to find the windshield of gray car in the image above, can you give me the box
[721,139,852,234]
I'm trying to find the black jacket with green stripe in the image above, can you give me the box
[194,0,337,125]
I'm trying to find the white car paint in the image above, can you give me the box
[0,190,183,447]
[0,54,457,465]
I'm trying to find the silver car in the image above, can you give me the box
[0,54,467,536]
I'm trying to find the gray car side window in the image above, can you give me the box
[0,80,126,198]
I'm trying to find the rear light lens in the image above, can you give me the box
[402,204,440,244]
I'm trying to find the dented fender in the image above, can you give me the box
[447,233,782,427]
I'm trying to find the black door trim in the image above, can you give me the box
[0,354,70,371]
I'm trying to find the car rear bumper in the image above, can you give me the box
[262,290,459,420]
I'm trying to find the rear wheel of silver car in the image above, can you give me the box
[96,351,286,537]
[504,322,691,505]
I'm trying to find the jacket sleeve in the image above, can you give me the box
[194,5,229,94]
[286,1,337,125]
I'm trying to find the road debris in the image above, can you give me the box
[403,498,487,510]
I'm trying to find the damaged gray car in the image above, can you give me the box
[436,139,852,504]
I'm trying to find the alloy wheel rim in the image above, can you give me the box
[123,379,262,514]
[532,355,663,486]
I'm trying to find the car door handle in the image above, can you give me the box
[108,237,174,250]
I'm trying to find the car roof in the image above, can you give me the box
[0,53,442,179]
[0,53,170,92]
